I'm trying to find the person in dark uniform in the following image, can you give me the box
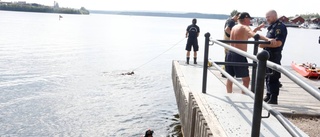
[185,18,200,64]
[221,12,240,77]
[224,12,241,40]
[259,10,288,104]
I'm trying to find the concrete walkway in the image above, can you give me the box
[172,60,309,137]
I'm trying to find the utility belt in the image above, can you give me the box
[264,48,282,54]
[264,48,282,63]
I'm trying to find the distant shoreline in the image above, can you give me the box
[89,10,230,20]
[0,2,89,15]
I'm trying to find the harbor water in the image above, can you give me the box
[0,11,319,137]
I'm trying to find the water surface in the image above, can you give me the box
[0,11,319,137]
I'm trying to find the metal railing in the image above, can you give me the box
[209,35,320,101]
[203,33,265,93]
[202,32,320,137]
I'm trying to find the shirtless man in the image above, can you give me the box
[226,12,273,93]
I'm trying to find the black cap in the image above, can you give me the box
[238,12,253,19]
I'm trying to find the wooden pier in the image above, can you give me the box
[210,65,320,116]
[171,60,318,137]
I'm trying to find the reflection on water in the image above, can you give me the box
[0,11,187,136]
[1,11,319,136]
[167,114,183,137]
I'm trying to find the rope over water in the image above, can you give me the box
[121,38,186,75]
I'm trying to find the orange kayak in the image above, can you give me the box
[291,62,320,78]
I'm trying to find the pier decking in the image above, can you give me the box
[171,60,318,137]
[209,64,320,116]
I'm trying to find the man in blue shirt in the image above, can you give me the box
[259,10,288,104]
[185,18,200,64]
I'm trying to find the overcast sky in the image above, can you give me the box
[3,0,320,17]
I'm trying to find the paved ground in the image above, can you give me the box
[286,115,320,137]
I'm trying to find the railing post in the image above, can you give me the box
[202,32,210,94]
[250,34,260,92]
[251,50,269,137]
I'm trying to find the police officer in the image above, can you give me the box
[185,18,200,64]
[259,10,287,104]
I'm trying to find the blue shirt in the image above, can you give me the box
[265,20,288,52]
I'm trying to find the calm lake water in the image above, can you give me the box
[0,11,319,137]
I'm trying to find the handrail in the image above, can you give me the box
[266,61,320,100]
[202,33,316,136]
[218,39,271,44]
[210,61,303,137]
[212,39,261,63]
[251,51,269,136]
[214,36,270,92]
[212,39,320,101]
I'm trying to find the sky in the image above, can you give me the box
[3,0,320,17]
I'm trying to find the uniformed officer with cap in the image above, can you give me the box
[259,10,287,104]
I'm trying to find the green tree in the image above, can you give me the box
[230,10,239,17]
[300,13,320,19]
[291,13,320,19]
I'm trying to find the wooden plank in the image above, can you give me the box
[208,66,320,116]
[173,61,309,136]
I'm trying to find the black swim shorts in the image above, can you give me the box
[185,38,199,51]
[225,52,249,78]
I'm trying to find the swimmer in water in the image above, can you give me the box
[121,71,134,75]
[144,129,153,137]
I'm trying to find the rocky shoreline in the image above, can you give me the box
[285,115,320,137]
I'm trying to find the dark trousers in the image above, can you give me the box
[265,51,282,97]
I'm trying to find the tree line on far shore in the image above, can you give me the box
[230,10,320,19]
[0,3,89,15]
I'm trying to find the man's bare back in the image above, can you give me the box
[230,24,255,52]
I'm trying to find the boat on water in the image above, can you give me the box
[284,23,299,28]
[299,23,320,29]
[291,62,320,78]
[308,23,320,29]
